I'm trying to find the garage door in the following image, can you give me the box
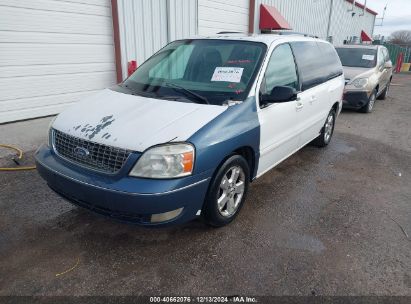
[198,0,249,36]
[0,0,117,123]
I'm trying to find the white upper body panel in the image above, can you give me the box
[52,34,332,153]
[52,89,226,152]
[185,33,321,47]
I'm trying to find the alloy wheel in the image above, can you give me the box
[217,166,246,217]
[324,113,334,143]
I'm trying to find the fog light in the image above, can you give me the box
[150,208,183,223]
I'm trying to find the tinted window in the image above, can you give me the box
[335,48,377,68]
[317,42,343,80]
[383,48,390,62]
[377,48,385,67]
[123,40,266,105]
[290,41,327,91]
[261,43,298,95]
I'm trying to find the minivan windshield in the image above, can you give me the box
[122,39,267,105]
[335,47,377,68]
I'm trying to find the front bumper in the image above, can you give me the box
[35,145,211,226]
[342,90,370,109]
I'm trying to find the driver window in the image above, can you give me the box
[382,48,390,62]
[262,44,298,95]
[378,48,385,67]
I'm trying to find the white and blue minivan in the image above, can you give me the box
[35,33,344,227]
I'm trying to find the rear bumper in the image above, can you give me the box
[35,145,212,226]
[342,91,370,109]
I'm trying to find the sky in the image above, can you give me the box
[368,0,411,38]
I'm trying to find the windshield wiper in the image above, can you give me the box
[120,83,157,98]
[164,82,210,105]
[120,83,143,96]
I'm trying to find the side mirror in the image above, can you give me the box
[384,61,393,69]
[260,86,297,106]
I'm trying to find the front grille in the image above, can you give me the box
[52,129,131,174]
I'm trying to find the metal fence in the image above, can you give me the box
[381,43,411,64]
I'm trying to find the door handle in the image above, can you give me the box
[296,100,304,110]
[309,96,317,104]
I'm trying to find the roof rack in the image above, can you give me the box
[261,30,318,38]
[217,31,244,34]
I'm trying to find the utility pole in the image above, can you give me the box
[375,3,388,26]
[326,0,334,40]
[359,0,367,16]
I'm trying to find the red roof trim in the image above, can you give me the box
[259,4,292,30]
[345,0,378,16]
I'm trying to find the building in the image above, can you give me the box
[0,0,377,123]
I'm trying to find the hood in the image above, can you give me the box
[52,89,227,152]
[343,66,374,81]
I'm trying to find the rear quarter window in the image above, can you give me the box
[290,41,340,91]
[317,42,343,80]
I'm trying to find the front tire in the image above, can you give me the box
[378,81,390,100]
[312,109,336,148]
[360,90,376,113]
[202,155,250,227]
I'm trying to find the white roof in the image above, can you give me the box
[185,33,327,46]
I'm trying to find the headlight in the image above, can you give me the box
[351,78,368,88]
[47,116,57,147]
[129,143,195,179]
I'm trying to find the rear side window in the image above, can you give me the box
[317,42,343,80]
[290,41,327,91]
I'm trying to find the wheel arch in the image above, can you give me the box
[332,102,339,113]
[233,146,256,181]
[375,84,380,94]
[208,145,257,184]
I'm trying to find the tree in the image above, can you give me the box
[389,30,411,46]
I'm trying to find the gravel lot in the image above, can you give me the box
[0,74,410,296]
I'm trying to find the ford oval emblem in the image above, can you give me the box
[73,146,89,158]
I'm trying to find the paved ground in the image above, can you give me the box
[0,116,53,158]
[0,74,410,296]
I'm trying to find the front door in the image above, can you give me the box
[377,47,389,93]
[381,47,392,88]
[256,43,301,177]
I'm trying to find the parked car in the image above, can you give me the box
[336,45,393,113]
[35,34,344,227]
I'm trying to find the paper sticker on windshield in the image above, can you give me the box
[211,67,244,83]
[362,54,375,61]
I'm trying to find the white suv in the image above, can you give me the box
[36,33,344,227]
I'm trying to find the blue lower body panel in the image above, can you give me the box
[35,145,211,226]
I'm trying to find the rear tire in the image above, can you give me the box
[312,109,336,148]
[202,155,250,227]
[360,90,376,113]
